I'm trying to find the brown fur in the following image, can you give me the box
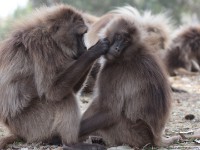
[0,4,109,149]
[80,15,180,148]
[165,25,200,76]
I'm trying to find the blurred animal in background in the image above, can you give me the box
[165,25,200,76]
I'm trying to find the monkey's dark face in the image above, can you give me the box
[105,33,131,60]
[50,13,88,59]
[73,21,88,59]
[101,17,138,61]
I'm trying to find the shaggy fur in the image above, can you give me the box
[165,25,200,75]
[80,14,180,148]
[0,4,108,149]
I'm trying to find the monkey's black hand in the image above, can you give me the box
[89,38,110,55]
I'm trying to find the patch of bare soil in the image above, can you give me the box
[0,75,200,149]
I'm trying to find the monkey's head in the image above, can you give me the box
[181,26,200,63]
[171,25,200,64]
[99,16,139,61]
[140,12,172,53]
[27,5,88,59]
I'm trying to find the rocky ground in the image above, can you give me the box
[0,74,200,150]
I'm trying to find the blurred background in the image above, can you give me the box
[0,0,200,40]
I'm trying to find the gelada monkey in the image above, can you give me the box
[0,4,109,150]
[165,25,200,76]
[80,11,181,148]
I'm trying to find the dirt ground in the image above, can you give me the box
[0,74,200,150]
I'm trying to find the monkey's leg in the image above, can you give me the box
[55,98,105,150]
[110,119,180,148]
[82,99,100,120]
[80,110,117,137]
[55,97,80,145]
[96,118,156,148]
[6,98,65,145]
[78,100,102,142]
[0,134,17,149]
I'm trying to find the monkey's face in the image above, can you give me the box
[50,13,88,59]
[103,18,138,61]
[73,21,88,59]
[105,32,131,61]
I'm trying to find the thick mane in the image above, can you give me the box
[110,5,141,19]
[142,11,173,32]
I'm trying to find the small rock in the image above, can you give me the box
[194,139,200,144]
[185,114,195,120]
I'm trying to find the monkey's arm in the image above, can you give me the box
[25,30,109,101]
[73,69,90,93]
[48,39,109,100]
[79,111,117,137]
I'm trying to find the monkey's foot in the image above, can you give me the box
[63,143,106,150]
[88,136,106,146]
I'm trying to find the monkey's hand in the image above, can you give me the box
[88,38,110,55]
